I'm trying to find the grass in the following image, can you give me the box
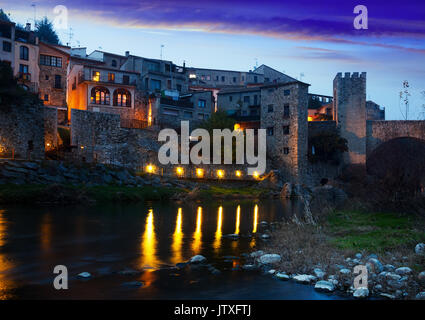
[200,185,267,198]
[326,210,425,252]
[0,184,181,204]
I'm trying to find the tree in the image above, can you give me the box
[35,17,60,45]
[308,132,348,164]
[199,110,235,133]
[0,9,10,22]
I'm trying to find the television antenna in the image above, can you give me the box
[66,27,74,46]
[160,44,165,60]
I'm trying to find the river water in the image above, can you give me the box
[0,199,347,299]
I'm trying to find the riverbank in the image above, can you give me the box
[253,209,425,300]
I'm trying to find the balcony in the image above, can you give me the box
[18,72,31,81]
[160,97,193,109]
[78,72,136,86]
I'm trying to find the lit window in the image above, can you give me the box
[90,86,110,105]
[113,89,131,107]
[198,99,206,108]
[108,73,115,82]
[216,170,224,178]
[196,168,204,178]
[92,71,100,82]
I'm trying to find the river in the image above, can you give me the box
[0,199,347,299]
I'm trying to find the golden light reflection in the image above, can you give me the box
[40,213,52,253]
[213,206,223,251]
[0,209,15,299]
[216,170,225,179]
[176,167,184,177]
[146,164,155,173]
[235,170,242,178]
[235,205,241,235]
[141,209,158,268]
[252,171,260,179]
[196,168,204,178]
[148,99,153,126]
[253,204,258,234]
[171,208,183,265]
[192,207,202,254]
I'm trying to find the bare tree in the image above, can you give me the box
[399,80,410,120]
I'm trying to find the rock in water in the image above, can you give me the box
[275,272,290,281]
[353,287,369,299]
[313,268,326,279]
[415,243,425,255]
[416,292,425,300]
[250,250,264,258]
[78,272,91,278]
[314,280,335,292]
[189,255,207,264]
[293,274,317,284]
[257,254,281,265]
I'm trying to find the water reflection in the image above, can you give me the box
[235,205,241,235]
[192,206,202,254]
[253,204,258,233]
[40,213,52,253]
[0,209,14,299]
[213,206,223,251]
[171,208,183,265]
[141,209,158,268]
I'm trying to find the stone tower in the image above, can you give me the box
[333,72,367,165]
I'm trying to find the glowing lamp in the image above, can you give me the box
[146,164,155,173]
[217,170,225,178]
[308,116,313,122]
[235,170,242,177]
[176,167,184,176]
[234,123,241,131]
[253,171,259,179]
[80,145,85,150]
[196,168,204,178]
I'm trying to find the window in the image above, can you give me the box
[198,99,206,108]
[19,64,29,79]
[265,77,270,83]
[113,88,131,107]
[229,96,233,102]
[283,104,290,118]
[283,126,290,135]
[233,77,237,83]
[215,76,219,81]
[243,96,250,104]
[254,95,258,105]
[72,77,76,90]
[40,55,62,67]
[267,127,274,136]
[111,59,117,67]
[242,76,245,81]
[92,71,100,82]
[221,76,225,82]
[150,79,161,90]
[167,79,172,90]
[54,75,62,89]
[284,89,290,96]
[44,94,49,101]
[283,147,290,155]
[90,86,110,105]
[122,75,130,85]
[267,104,273,113]
[147,61,160,72]
[2,41,11,52]
[206,75,211,81]
[20,46,29,60]
[254,76,258,83]
[45,75,49,80]
[108,73,115,82]
[183,111,192,118]
[176,84,182,92]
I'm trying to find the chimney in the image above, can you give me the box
[25,23,31,31]
[125,51,130,57]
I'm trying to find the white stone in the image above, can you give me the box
[261,234,271,239]
[189,255,207,264]
[314,280,335,292]
[339,268,351,275]
[353,287,369,299]
[415,243,425,255]
[355,253,362,260]
[418,271,425,282]
[395,267,412,275]
[275,272,290,281]
[416,292,425,300]
[385,272,401,281]
[293,274,317,284]
[313,268,326,279]
[250,250,264,258]
[257,254,281,265]
[380,293,395,300]
[78,272,91,278]
[268,269,276,274]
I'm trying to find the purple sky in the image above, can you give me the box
[3,0,425,119]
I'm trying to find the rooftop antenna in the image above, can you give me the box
[76,40,80,48]
[254,58,258,70]
[299,72,305,81]
[160,44,164,60]
[66,27,74,47]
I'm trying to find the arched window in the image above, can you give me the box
[113,88,131,107]
[20,46,29,60]
[90,86,110,105]
[111,59,117,67]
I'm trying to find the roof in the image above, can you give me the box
[261,80,310,88]
[218,86,261,95]
[186,66,262,75]
[39,41,70,57]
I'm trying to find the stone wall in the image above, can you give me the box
[333,72,367,165]
[0,103,45,159]
[44,107,58,150]
[366,120,425,156]
[71,109,159,170]
[260,82,309,183]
